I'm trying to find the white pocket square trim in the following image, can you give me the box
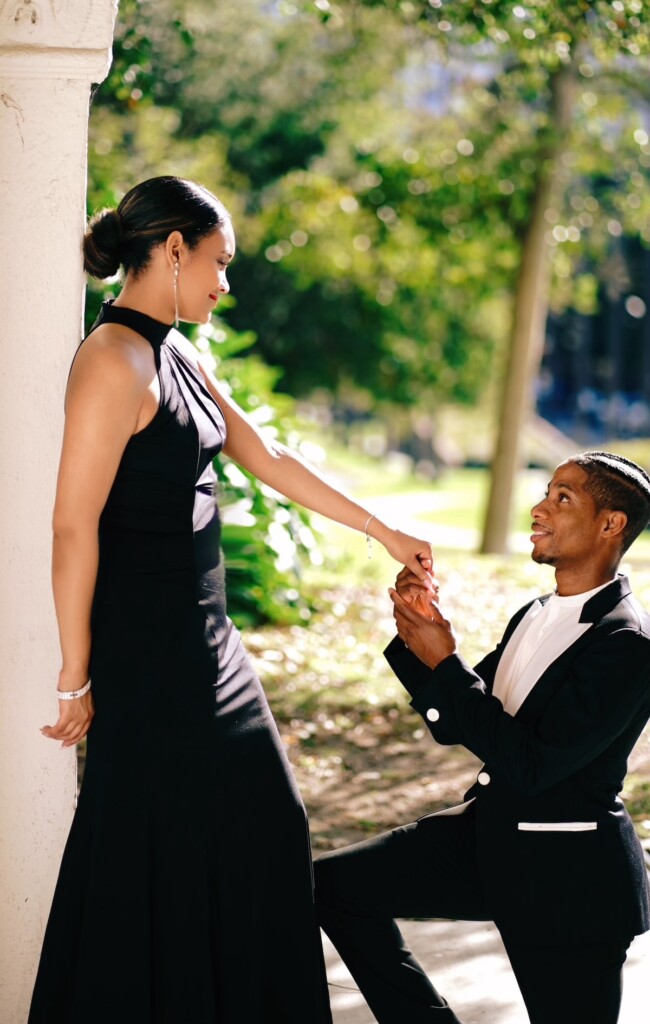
[518,821,597,832]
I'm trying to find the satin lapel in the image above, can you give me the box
[503,573,630,716]
[580,574,630,622]
[512,577,630,723]
[512,626,596,723]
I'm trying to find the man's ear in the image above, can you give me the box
[601,510,627,541]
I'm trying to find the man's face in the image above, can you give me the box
[530,461,611,568]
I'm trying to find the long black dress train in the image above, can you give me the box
[29,303,333,1024]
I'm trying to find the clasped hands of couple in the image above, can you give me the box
[389,558,458,672]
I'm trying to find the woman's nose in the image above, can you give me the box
[219,273,230,294]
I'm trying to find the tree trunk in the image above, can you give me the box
[480,63,576,554]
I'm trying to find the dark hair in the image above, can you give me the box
[570,451,650,554]
[83,176,230,279]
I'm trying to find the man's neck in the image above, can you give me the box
[554,566,618,597]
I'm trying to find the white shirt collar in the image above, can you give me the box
[546,578,615,611]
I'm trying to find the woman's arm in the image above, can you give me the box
[42,328,153,747]
[198,361,434,582]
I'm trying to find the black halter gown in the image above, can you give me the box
[28,302,333,1024]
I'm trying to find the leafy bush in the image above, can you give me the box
[196,312,320,626]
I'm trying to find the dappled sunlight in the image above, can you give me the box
[323,922,650,1023]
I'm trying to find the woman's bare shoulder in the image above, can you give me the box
[71,322,156,385]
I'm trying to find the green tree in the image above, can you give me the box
[90,0,503,417]
[334,0,650,550]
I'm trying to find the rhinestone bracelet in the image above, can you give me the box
[364,513,377,558]
[56,680,91,701]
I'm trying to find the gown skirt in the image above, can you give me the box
[28,302,333,1024]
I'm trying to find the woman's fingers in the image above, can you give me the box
[62,725,91,747]
[41,695,94,745]
[409,553,434,583]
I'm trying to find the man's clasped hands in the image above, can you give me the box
[389,557,458,673]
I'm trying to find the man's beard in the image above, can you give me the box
[532,549,557,566]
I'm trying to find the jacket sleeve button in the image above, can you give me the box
[477,771,491,786]
[426,708,440,722]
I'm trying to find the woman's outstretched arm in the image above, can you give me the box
[199,362,434,583]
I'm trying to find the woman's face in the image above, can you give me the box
[178,220,236,324]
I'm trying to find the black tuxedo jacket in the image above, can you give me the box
[385,575,650,943]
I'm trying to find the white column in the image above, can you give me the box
[0,3,117,1019]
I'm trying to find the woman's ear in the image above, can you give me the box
[165,230,184,267]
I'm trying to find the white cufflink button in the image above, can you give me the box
[426,708,440,722]
[477,771,491,786]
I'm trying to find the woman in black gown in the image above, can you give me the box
[30,177,434,1024]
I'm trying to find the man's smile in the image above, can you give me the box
[530,522,551,543]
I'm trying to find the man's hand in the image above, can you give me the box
[389,587,457,670]
[394,561,439,618]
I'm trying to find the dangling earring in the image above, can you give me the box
[173,260,180,328]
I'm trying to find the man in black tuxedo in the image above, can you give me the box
[315,452,650,1024]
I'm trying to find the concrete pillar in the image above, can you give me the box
[0,2,117,1018]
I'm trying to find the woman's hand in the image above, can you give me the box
[41,671,94,748]
[379,530,435,587]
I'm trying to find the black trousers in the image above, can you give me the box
[314,808,630,1024]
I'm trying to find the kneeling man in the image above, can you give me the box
[315,452,650,1024]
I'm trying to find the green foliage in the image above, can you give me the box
[92,0,650,405]
[330,0,650,316]
[89,0,510,407]
[196,316,321,626]
[91,0,650,410]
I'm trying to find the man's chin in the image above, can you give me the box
[531,548,556,566]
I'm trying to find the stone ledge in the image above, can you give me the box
[0,45,111,81]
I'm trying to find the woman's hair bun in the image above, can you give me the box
[83,208,123,279]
